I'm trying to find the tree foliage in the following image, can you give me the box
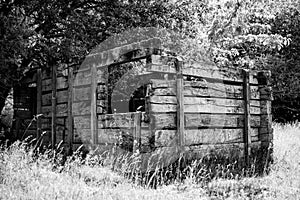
[1,0,300,122]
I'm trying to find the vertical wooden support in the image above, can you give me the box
[36,68,42,139]
[67,66,74,154]
[51,65,57,148]
[91,65,97,144]
[133,112,142,153]
[242,69,251,167]
[176,59,184,147]
[257,71,273,146]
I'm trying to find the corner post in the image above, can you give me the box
[51,65,57,149]
[257,71,273,146]
[242,69,251,167]
[67,66,74,154]
[176,58,184,148]
[91,64,98,145]
[133,112,142,153]
[36,68,42,139]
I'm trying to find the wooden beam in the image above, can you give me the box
[36,68,42,139]
[67,66,74,154]
[91,65,97,144]
[133,112,142,153]
[242,69,251,167]
[176,59,184,147]
[257,71,273,147]
[51,65,57,148]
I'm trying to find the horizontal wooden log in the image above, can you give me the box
[141,141,262,170]
[150,80,259,100]
[42,90,68,105]
[150,96,260,106]
[73,87,91,102]
[41,118,65,129]
[72,101,91,116]
[154,128,259,147]
[150,98,261,114]
[147,55,258,84]
[151,113,261,129]
[41,104,68,117]
[182,141,261,160]
[74,116,91,129]
[42,77,68,91]
[98,112,148,128]
[97,128,151,145]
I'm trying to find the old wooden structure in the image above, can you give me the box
[12,28,273,168]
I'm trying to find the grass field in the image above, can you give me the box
[0,123,299,200]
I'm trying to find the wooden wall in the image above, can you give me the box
[12,42,272,168]
[40,66,69,146]
[144,54,273,162]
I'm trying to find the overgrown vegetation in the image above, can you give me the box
[0,123,299,199]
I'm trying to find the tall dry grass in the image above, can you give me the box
[0,123,300,200]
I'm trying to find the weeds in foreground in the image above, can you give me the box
[0,123,300,199]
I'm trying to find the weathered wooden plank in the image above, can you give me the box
[91,64,98,144]
[73,69,91,86]
[242,69,251,166]
[150,98,261,114]
[258,71,272,144]
[98,112,148,128]
[73,87,91,102]
[185,114,261,128]
[150,80,260,100]
[74,116,91,129]
[147,55,258,84]
[183,141,261,160]
[133,112,142,152]
[74,128,92,143]
[41,118,65,129]
[150,96,260,106]
[42,103,68,117]
[42,77,68,91]
[176,59,184,146]
[42,90,68,105]
[72,101,91,116]
[97,129,123,144]
[36,68,42,138]
[97,128,151,148]
[151,113,261,129]
[51,65,57,148]
[154,128,259,147]
[56,125,65,143]
[259,98,272,142]
[67,66,74,153]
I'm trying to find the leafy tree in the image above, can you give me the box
[0,0,193,111]
[1,0,300,123]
